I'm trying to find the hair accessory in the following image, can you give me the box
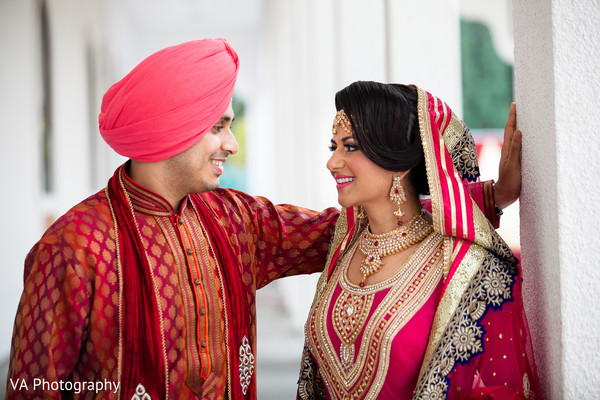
[389,176,406,223]
[358,212,432,287]
[332,109,352,135]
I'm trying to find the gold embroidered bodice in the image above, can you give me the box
[306,232,444,399]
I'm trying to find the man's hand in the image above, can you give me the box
[494,102,522,210]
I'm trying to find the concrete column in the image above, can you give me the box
[387,0,462,112]
[45,1,96,218]
[258,0,358,211]
[0,0,43,362]
[514,1,600,398]
[335,0,387,86]
[259,0,339,332]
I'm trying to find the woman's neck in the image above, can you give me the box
[363,195,423,234]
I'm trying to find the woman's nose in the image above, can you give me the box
[326,150,343,172]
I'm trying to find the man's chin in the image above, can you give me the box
[195,178,220,194]
[206,178,221,193]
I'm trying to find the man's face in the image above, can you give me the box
[165,100,238,194]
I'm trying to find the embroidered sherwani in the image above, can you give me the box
[6,166,338,399]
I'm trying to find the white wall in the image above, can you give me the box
[0,0,43,363]
[388,0,462,113]
[514,0,600,398]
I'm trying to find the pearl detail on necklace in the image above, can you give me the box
[358,212,433,287]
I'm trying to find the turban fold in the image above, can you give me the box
[99,38,239,162]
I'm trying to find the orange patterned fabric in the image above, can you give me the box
[6,165,338,399]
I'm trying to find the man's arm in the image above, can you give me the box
[209,189,339,289]
[6,233,91,399]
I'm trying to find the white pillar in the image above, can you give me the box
[336,0,387,86]
[387,0,462,113]
[258,0,340,332]
[514,1,600,398]
[257,0,356,211]
[49,0,103,218]
[0,0,43,362]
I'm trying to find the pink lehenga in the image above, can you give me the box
[297,86,541,399]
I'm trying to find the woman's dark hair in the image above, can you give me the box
[334,81,429,195]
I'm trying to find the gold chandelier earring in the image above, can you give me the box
[389,176,406,225]
[357,206,366,219]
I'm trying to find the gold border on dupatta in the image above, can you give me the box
[311,207,359,304]
[419,243,486,365]
[104,168,172,400]
[105,186,124,400]
[415,243,486,391]
[415,86,457,291]
[415,86,443,238]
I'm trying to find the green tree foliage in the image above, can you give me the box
[461,19,513,129]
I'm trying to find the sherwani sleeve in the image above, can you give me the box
[208,189,339,289]
[6,223,93,399]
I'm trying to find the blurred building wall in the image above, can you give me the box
[0,0,44,366]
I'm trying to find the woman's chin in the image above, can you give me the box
[336,198,355,210]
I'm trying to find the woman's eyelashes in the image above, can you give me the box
[329,143,360,152]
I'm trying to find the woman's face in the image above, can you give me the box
[326,125,394,210]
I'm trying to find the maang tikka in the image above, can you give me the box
[389,176,406,224]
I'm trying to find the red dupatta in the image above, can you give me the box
[191,192,255,400]
[106,167,167,400]
[106,166,254,400]
[413,86,540,399]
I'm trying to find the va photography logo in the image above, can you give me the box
[9,378,121,395]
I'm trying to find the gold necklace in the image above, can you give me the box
[358,212,433,287]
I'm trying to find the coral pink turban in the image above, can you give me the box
[98,38,239,162]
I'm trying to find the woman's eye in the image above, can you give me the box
[345,144,359,152]
[328,145,337,152]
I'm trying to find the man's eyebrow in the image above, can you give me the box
[220,116,234,122]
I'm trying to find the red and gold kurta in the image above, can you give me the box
[6,165,338,399]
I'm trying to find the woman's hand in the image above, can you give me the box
[494,103,522,210]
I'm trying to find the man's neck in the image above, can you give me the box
[127,160,184,211]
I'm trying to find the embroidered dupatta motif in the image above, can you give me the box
[298,86,540,399]
[411,87,539,399]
